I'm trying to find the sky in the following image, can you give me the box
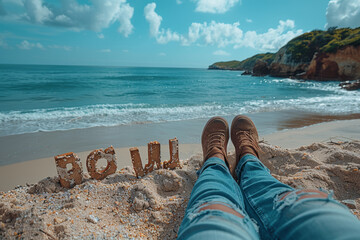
[0,0,359,68]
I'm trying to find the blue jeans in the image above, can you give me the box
[178,154,360,240]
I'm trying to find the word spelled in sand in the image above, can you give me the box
[130,138,181,178]
[54,146,118,188]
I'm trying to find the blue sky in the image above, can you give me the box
[0,0,359,68]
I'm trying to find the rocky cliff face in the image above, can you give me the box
[305,46,360,80]
[252,60,270,76]
[269,47,309,78]
[209,28,360,81]
[268,45,360,80]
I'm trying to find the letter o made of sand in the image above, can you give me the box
[86,146,117,180]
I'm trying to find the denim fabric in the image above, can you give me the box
[236,154,360,240]
[178,155,360,240]
[177,157,259,240]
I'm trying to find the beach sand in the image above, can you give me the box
[0,119,360,239]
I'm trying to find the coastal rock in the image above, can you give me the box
[241,70,252,75]
[252,60,270,76]
[305,46,360,80]
[209,53,275,71]
[208,64,223,70]
[339,80,360,91]
[269,47,309,78]
[269,45,360,80]
[210,28,360,81]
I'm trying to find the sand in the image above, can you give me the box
[0,144,204,192]
[2,111,358,167]
[0,119,360,239]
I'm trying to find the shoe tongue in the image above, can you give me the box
[204,146,224,159]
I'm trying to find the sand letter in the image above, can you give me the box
[130,147,145,178]
[86,146,117,180]
[54,152,83,188]
[144,141,161,174]
[163,138,181,169]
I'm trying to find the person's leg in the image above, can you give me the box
[231,115,360,240]
[177,117,259,240]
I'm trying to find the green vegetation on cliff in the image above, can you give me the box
[209,60,241,70]
[285,27,360,62]
[209,27,360,76]
[209,53,275,70]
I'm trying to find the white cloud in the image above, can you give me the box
[238,20,303,51]
[326,0,360,28]
[100,49,111,53]
[16,0,134,37]
[246,19,252,23]
[48,44,71,51]
[195,0,240,13]
[213,50,230,56]
[143,4,302,52]
[97,33,104,39]
[158,52,166,56]
[144,3,180,44]
[24,0,52,23]
[18,40,44,50]
[117,3,134,37]
[122,49,129,53]
[144,3,162,37]
[182,21,243,47]
[176,0,182,4]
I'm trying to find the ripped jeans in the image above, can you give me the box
[177,154,360,240]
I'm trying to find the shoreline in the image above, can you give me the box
[1,118,360,192]
[1,110,360,167]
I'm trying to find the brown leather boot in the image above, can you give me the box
[231,115,260,165]
[201,117,229,165]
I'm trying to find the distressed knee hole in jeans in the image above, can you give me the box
[187,201,246,222]
[273,189,339,211]
[198,203,245,219]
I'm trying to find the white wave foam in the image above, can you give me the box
[1,93,359,136]
[269,78,360,96]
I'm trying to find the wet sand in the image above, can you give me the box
[277,113,360,130]
[1,110,360,167]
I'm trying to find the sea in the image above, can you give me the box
[1,64,360,137]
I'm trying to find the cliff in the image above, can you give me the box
[209,53,275,71]
[208,60,242,70]
[305,46,360,80]
[270,27,360,80]
[209,27,360,81]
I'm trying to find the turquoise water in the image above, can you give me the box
[1,64,359,137]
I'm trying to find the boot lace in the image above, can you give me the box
[204,130,227,161]
[235,130,260,157]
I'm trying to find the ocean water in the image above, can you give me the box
[1,64,360,137]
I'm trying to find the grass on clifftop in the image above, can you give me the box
[211,60,242,69]
[286,27,360,62]
[210,53,275,70]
